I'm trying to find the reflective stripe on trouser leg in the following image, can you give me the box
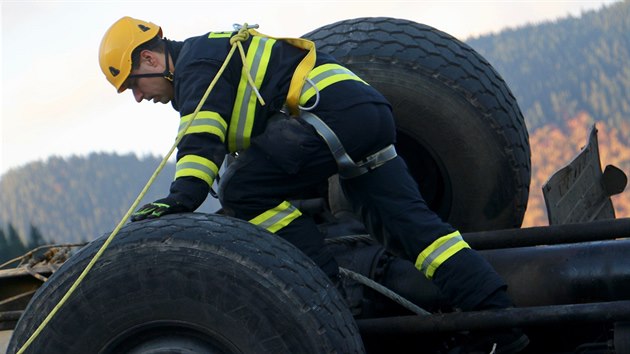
[415,231,471,279]
[249,201,303,233]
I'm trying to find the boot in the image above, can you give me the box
[434,251,530,353]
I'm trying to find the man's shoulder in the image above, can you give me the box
[179,33,232,64]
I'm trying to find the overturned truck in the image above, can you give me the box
[2,18,629,354]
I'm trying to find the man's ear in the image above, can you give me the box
[139,49,158,67]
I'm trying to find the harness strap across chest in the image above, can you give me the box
[247,29,316,117]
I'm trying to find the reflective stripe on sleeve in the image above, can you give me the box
[179,111,228,142]
[175,155,219,188]
[249,201,302,233]
[415,231,471,279]
[299,63,368,105]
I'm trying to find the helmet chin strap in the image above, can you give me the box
[128,39,173,82]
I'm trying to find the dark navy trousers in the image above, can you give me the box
[219,102,509,311]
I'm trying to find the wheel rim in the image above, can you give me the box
[101,321,243,354]
[396,130,452,220]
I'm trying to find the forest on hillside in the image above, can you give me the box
[0,153,221,246]
[1,117,627,247]
[1,2,629,246]
[467,0,630,138]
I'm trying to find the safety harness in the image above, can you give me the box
[238,25,316,117]
[14,24,404,354]
[240,25,398,179]
[300,112,397,179]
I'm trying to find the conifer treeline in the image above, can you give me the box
[0,153,220,245]
[466,0,630,138]
[1,2,629,243]
[0,223,47,264]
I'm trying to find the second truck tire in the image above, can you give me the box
[305,17,531,231]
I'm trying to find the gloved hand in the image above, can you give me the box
[130,197,188,222]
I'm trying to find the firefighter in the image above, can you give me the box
[99,16,528,353]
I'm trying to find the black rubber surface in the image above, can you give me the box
[305,17,531,231]
[8,213,364,354]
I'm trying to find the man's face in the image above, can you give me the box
[124,51,173,104]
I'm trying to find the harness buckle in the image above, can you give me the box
[300,111,397,179]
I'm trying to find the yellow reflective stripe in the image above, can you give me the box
[229,36,276,152]
[308,63,355,79]
[175,155,219,187]
[208,31,233,38]
[299,64,368,105]
[415,231,470,279]
[179,111,228,142]
[249,201,302,233]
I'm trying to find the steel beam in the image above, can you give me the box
[463,217,630,250]
[357,300,630,334]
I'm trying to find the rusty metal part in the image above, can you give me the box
[0,243,86,270]
[543,124,627,225]
[0,244,86,331]
[0,264,55,326]
[24,265,49,282]
[356,300,630,334]
[462,217,630,250]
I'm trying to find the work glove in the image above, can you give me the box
[130,197,188,222]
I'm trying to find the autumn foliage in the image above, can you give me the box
[522,112,630,227]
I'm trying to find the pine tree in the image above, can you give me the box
[0,227,9,263]
[5,223,28,261]
[27,224,47,249]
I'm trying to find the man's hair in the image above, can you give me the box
[131,35,164,69]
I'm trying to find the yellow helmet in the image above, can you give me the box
[99,17,162,93]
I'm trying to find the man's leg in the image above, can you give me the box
[341,156,528,353]
[218,117,340,277]
[296,98,525,350]
[341,156,511,310]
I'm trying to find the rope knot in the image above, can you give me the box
[230,23,251,45]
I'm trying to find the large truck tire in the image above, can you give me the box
[8,214,364,354]
[304,18,531,231]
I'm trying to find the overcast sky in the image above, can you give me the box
[0,0,618,176]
